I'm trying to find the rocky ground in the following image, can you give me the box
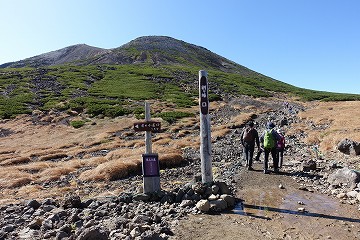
[1,97,360,240]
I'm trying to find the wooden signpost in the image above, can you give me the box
[134,102,161,193]
[199,70,213,183]
[134,121,161,133]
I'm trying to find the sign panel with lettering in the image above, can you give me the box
[134,121,161,132]
[142,153,160,177]
[200,76,208,115]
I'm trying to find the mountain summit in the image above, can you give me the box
[0,36,253,74]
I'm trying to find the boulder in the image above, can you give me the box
[209,199,228,212]
[133,193,150,202]
[196,200,210,212]
[180,200,194,208]
[215,181,231,195]
[327,167,360,190]
[220,194,235,207]
[77,227,108,240]
[337,139,360,156]
[346,191,359,198]
[62,194,82,209]
[26,199,41,210]
[301,160,317,172]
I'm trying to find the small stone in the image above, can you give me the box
[297,207,306,212]
[196,200,210,212]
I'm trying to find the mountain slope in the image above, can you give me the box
[0,36,257,76]
[1,36,360,119]
[0,44,108,68]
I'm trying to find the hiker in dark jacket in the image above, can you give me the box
[241,121,260,170]
[261,122,282,174]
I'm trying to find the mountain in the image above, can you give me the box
[0,36,256,75]
[1,36,360,119]
[0,44,108,68]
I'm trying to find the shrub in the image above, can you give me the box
[70,120,86,128]
[155,111,194,124]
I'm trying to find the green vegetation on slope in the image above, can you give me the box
[1,64,360,119]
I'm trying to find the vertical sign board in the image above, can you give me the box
[199,70,213,183]
[200,75,209,115]
[142,153,160,177]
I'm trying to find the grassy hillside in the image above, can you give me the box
[1,63,360,119]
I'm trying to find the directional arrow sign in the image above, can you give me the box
[134,121,161,132]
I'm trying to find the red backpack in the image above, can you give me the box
[277,135,285,149]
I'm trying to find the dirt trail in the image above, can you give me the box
[172,162,360,240]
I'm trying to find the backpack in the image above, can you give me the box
[277,135,285,149]
[242,127,254,142]
[264,129,275,149]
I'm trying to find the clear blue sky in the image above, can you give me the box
[1,0,359,94]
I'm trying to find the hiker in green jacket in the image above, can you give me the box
[261,122,282,174]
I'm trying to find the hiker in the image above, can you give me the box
[241,121,260,170]
[261,122,281,174]
[276,129,285,168]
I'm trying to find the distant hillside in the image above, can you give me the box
[1,36,258,75]
[1,36,360,119]
[0,44,108,68]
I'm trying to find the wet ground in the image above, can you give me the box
[172,162,360,240]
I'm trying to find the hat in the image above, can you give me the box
[267,122,275,129]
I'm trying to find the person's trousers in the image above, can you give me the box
[264,148,278,172]
[243,143,255,167]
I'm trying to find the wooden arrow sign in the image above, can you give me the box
[134,121,161,132]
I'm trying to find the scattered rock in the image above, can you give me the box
[301,160,317,172]
[196,200,210,212]
[327,167,360,190]
[337,139,360,156]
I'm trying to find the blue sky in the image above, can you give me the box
[1,0,359,94]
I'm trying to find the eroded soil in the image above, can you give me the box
[172,162,360,240]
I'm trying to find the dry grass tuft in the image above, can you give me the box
[0,157,31,166]
[6,177,34,188]
[0,169,34,188]
[79,159,141,181]
[159,153,185,168]
[153,133,173,145]
[228,113,256,128]
[304,132,321,145]
[37,166,76,182]
[172,135,200,149]
[212,125,231,141]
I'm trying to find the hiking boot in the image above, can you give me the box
[263,170,269,174]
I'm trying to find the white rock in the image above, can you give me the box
[208,194,218,201]
[196,199,210,212]
[297,207,306,212]
[336,193,347,199]
[346,190,359,198]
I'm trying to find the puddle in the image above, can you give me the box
[233,190,360,223]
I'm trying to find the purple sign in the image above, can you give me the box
[200,76,208,115]
[142,154,160,177]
